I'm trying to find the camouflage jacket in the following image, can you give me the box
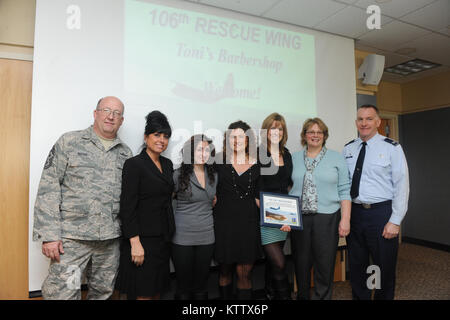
[33,126,132,241]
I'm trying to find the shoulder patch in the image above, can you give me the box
[384,138,399,146]
[345,139,356,146]
[44,145,56,169]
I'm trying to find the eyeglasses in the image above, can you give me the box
[306,131,324,136]
[96,108,123,118]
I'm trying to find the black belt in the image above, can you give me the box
[352,200,392,209]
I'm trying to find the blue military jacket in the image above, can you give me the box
[343,133,409,225]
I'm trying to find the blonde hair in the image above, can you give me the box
[261,113,288,154]
[300,117,329,147]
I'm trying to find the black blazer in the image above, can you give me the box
[119,149,175,239]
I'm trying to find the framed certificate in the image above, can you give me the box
[259,192,303,230]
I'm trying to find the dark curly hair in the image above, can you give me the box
[222,120,256,162]
[178,134,216,196]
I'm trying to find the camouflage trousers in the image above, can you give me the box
[42,238,120,300]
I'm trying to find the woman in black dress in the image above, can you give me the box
[258,113,293,300]
[116,111,174,300]
[214,120,263,300]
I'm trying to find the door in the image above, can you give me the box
[0,58,33,299]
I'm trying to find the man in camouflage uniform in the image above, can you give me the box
[33,96,133,299]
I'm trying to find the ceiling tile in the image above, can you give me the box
[263,0,346,28]
[400,0,450,33]
[354,42,385,53]
[354,0,436,19]
[357,20,431,51]
[355,43,412,68]
[355,14,396,38]
[314,6,368,38]
[383,52,414,67]
[381,72,405,83]
[315,6,393,38]
[394,32,450,66]
[438,27,450,36]
[198,0,281,16]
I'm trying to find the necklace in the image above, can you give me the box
[231,165,252,199]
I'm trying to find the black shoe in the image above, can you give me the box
[236,288,253,300]
[265,287,275,300]
[193,291,208,300]
[219,284,233,300]
[273,278,291,300]
[174,292,192,300]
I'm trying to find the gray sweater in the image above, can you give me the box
[172,167,217,245]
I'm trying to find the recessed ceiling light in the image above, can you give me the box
[384,58,440,76]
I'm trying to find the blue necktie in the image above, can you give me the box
[350,142,366,199]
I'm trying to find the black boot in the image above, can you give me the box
[273,278,291,300]
[236,288,253,300]
[219,284,233,300]
[264,265,274,300]
[193,291,208,300]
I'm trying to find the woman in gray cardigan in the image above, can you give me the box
[172,134,217,300]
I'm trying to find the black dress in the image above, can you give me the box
[213,160,263,264]
[116,149,175,299]
[257,147,293,245]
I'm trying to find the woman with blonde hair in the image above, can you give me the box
[289,117,351,300]
[258,113,293,300]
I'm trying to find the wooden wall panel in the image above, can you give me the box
[377,81,402,114]
[0,58,33,299]
[0,0,36,47]
[402,71,450,113]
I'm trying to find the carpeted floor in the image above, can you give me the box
[332,243,450,300]
[78,242,449,300]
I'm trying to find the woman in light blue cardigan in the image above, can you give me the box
[289,118,351,300]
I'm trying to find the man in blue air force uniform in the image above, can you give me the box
[343,104,409,300]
